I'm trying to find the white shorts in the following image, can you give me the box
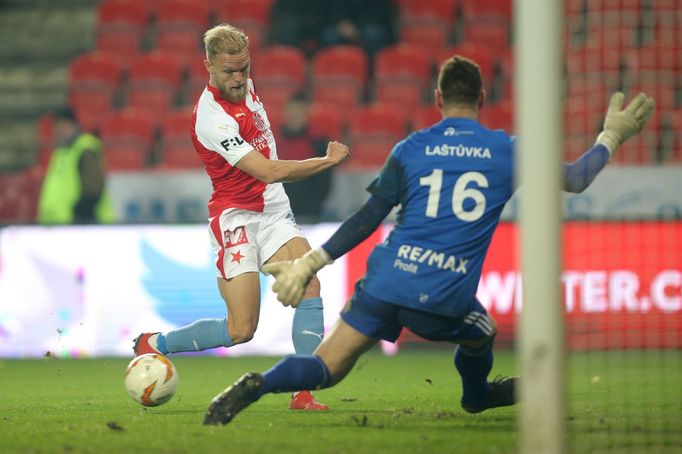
[208,209,303,279]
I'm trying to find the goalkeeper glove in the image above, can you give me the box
[596,91,655,158]
[262,248,333,308]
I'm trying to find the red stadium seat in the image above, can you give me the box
[566,76,611,112]
[127,51,184,111]
[251,46,306,111]
[564,134,592,162]
[565,98,603,136]
[214,0,272,28]
[69,51,122,88]
[375,44,432,86]
[347,103,407,168]
[0,170,41,224]
[100,108,157,170]
[461,22,510,49]
[585,23,637,49]
[97,0,149,29]
[308,103,344,140]
[95,28,141,60]
[398,0,456,59]
[312,84,362,112]
[155,0,210,31]
[311,45,368,84]
[311,46,368,111]
[374,44,432,110]
[615,133,657,164]
[411,104,442,130]
[400,22,449,58]
[155,28,203,61]
[254,85,294,114]
[96,0,148,58]
[629,74,676,111]
[400,0,457,23]
[633,45,681,74]
[68,51,123,117]
[346,140,397,168]
[213,0,271,51]
[252,46,306,88]
[349,103,406,138]
[374,82,425,111]
[479,100,514,132]
[462,0,512,20]
[159,108,202,169]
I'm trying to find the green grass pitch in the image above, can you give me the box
[0,350,680,453]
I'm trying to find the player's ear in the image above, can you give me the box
[435,89,443,110]
[204,59,212,74]
[478,89,486,110]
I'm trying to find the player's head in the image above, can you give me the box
[435,55,485,115]
[204,23,251,103]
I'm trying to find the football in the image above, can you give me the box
[124,354,178,407]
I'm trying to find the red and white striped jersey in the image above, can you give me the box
[191,80,291,218]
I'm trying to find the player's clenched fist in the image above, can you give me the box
[263,249,333,307]
[326,141,350,165]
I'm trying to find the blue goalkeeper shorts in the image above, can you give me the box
[340,281,495,343]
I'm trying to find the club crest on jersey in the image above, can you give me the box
[224,226,249,248]
[253,111,268,132]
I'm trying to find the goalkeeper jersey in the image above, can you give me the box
[362,117,515,317]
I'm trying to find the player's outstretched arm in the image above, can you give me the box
[562,91,654,193]
[235,141,349,184]
[596,92,655,155]
[263,194,395,307]
[263,249,333,307]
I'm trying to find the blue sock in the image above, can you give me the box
[259,355,331,397]
[454,343,494,407]
[162,318,233,353]
[292,297,324,355]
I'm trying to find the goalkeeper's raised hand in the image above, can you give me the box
[262,249,333,308]
[596,91,655,157]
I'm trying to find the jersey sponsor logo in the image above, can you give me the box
[443,127,473,136]
[224,226,249,248]
[425,144,491,159]
[394,244,469,274]
[220,136,245,151]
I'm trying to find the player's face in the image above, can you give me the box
[208,52,251,103]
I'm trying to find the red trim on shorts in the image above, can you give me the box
[209,216,227,279]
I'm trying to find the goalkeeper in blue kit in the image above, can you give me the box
[203,55,655,425]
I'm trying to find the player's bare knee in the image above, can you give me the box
[227,321,257,345]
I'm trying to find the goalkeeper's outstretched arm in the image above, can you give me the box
[263,194,395,307]
[562,91,655,193]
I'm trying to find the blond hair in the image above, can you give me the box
[204,23,249,60]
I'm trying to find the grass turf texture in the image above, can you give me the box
[0,350,680,453]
